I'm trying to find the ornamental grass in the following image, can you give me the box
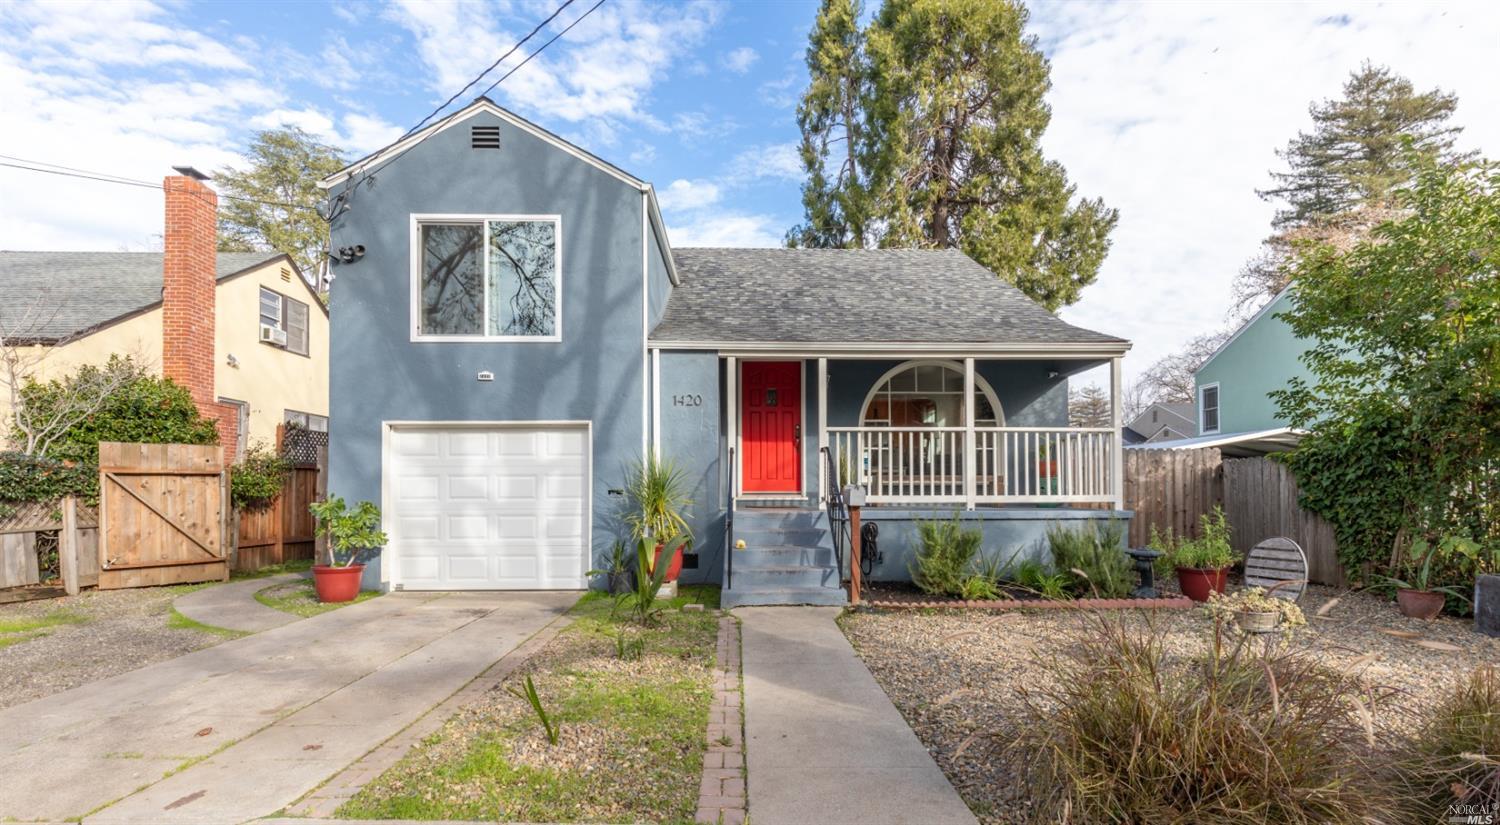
[1008,612,1406,824]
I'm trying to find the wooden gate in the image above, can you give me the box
[98,442,228,589]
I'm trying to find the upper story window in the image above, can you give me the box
[259,287,309,356]
[1199,383,1220,434]
[413,215,560,341]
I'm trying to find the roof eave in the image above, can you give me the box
[646,339,1131,357]
[319,98,650,192]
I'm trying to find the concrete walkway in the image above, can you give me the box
[173,572,305,633]
[0,590,576,824]
[738,607,977,825]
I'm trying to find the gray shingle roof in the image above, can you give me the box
[0,251,285,342]
[649,248,1126,347]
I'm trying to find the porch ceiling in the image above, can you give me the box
[649,248,1129,352]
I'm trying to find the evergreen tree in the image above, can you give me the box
[1068,385,1112,428]
[1235,64,1463,311]
[786,0,868,249]
[216,127,347,283]
[1259,63,1461,230]
[787,0,1117,311]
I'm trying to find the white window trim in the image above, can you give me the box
[409,213,563,343]
[260,287,309,356]
[857,359,1006,427]
[1198,382,1221,435]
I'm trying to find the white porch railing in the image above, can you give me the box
[826,426,1117,506]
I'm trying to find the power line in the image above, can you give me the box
[399,0,578,141]
[478,0,607,100]
[0,156,320,212]
[329,0,609,220]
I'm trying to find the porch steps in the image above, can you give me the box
[724,508,847,608]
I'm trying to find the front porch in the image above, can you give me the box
[722,354,1126,511]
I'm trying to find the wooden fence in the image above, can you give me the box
[1122,447,1224,547]
[98,442,229,589]
[1,497,100,600]
[1223,457,1345,587]
[1123,446,1346,586]
[234,462,322,571]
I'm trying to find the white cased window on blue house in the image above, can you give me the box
[413,215,560,341]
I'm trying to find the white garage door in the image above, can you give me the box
[388,424,589,590]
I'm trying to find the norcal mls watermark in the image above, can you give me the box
[1448,802,1498,824]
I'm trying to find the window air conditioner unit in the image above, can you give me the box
[259,324,288,346]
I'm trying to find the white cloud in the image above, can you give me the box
[251,108,338,138]
[658,178,721,211]
[725,142,802,184]
[2,0,251,71]
[667,212,784,248]
[1023,1,1500,384]
[721,46,759,74]
[340,113,405,157]
[757,73,799,108]
[670,110,738,141]
[386,0,722,141]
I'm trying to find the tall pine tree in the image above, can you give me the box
[1235,64,1463,310]
[1259,63,1461,230]
[788,0,1117,311]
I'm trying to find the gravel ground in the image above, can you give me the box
[840,585,1500,824]
[0,586,228,710]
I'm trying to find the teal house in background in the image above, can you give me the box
[1192,287,1313,438]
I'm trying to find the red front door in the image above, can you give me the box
[741,361,802,493]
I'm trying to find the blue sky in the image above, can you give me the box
[3,0,1498,386]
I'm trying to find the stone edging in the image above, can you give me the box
[862,596,1195,610]
[286,613,575,818]
[696,615,745,825]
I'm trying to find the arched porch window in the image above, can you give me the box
[859,360,1003,427]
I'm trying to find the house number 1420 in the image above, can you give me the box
[673,394,702,407]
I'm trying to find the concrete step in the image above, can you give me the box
[733,545,838,569]
[724,586,849,608]
[734,528,829,548]
[729,565,840,590]
[732,509,826,530]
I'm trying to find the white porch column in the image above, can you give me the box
[964,357,976,510]
[726,356,738,500]
[1110,356,1124,510]
[817,357,828,503]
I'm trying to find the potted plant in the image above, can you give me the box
[624,453,693,583]
[1377,537,1473,621]
[1174,507,1238,602]
[308,496,388,603]
[1204,586,1307,632]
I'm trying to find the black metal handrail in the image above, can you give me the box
[822,446,848,585]
[725,446,735,591]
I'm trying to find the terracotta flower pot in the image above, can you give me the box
[312,564,365,603]
[652,543,684,583]
[1176,566,1229,603]
[1396,588,1445,621]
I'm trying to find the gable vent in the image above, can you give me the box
[471,126,501,149]
[280,267,293,282]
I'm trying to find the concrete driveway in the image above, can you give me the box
[0,589,576,824]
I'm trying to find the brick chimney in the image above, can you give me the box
[162,171,238,462]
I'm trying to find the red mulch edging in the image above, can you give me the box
[860,595,1195,610]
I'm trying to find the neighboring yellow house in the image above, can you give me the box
[0,250,329,458]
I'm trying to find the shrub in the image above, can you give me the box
[1010,558,1070,600]
[1173,506,1238,570]
[0,452,96,516]
[229,445,291,511]
[14,356,217,465]
[910,513,983,596]
[1401,667,1500,816]
[1047,519,1131,598]
[1010,614,1402,823]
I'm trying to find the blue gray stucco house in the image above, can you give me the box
[320,98,1133,606]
